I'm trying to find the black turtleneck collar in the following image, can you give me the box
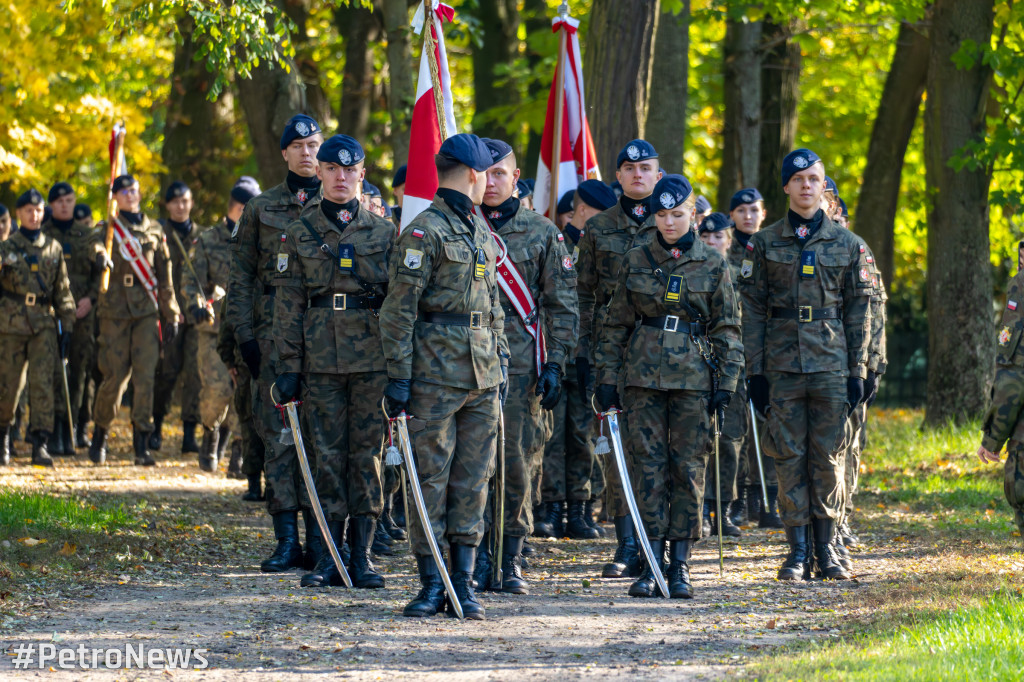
[19,226,41,242]
[787,208,824,241]
[120,211,143,225]
[225,217,236,234]
[436,188,476,230]
[168,218,192,236]
[287,171,321,204]
[620,194,651,226]
[657,229,695,255]
[733,229,752,249]
[563,223,583,245]
[52,217,74,233]
[481,196,519,230]
[320,198,360,230]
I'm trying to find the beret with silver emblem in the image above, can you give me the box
[231,176,261,205]
[781,148,822,186]
[164,180,190,203]
[16,188,44,209]
[74,204,93,221]
[616,139,658,168]
[49,182,74,203]
[651,174,693,211]
[576,179,616,212]
[111,174,138,194]
[516,179,533,200]
[557,192,575,215]
[698,212,733,234]
[362,180,382,198]
[317,134,364,166]
[482,138,514,165]
[438,133,493,172]
[695,195,712,215]
[280,114,322,149]
[824,175,839,196]
[729,187,763,211]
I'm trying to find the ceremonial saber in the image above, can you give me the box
[56,321,75,444]
[713,411,724,577]
[492,398,506,587]
[749,400,769,507]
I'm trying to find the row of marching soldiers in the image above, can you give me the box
[0,113,886,619]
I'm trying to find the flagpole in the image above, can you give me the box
[423,0,448,141]
[548,3,569,219]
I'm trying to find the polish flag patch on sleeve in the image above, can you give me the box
[411,228,425,239]
[1009,300,1018,311]
[745,241,754,251]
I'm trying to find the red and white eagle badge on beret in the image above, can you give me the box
[562,256,573,271]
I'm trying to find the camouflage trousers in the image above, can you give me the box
[624,387,710,540]
[843,404,868,519]
[541,366,594,503]
[0,331,57,432]
[52,310,96,427]
[302,371,386,522]
[762,371,849,526]
[153,321,200,424]
[705,384,746,502]
[406,382,498,555]
[253,337,305,514]
[742,410,777,489]
[94,315,161,431]
[233,362,264,478]
[1003,440,1024,535]
[198,332,233,430]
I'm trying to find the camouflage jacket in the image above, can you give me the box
[274,202,397,376]
[226,181,314,344]
[96,214,180,323]
[216,297,238,371]
[868,273,888,375]
[484,204,579,375]
[41,217,102,304]
[162,220,205,321]
[728,231,755,272]
[182,218,233,335]
[738,215,872,378]
[0,229,76,335]
[595,236,742,392]
[379,194,510,390]
[983,271,1024,451]
[576,201,658,360]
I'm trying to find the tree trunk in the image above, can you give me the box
[756,20,800,223]
[282,0,333,129]
[335,3,383,142]
[521,0,550,174]
[856,19,930,288]
[584,0,661,175]
[383,0,416,169]
[924,0,995,425]
[645,1,689,175]
[470,0,521,145]
[236,59,306,189]
[162,14,243,224]
[718,15,761,211]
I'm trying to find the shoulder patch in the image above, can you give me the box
[745,241,754,251]
[557,233,564,242]
[741,259,753,278]
[1009,300,1018,311]
[999,326,1012,345]
[404,249,424,269]
[277,253,289,272]
[411,228,425,239]
[562,256,574,271]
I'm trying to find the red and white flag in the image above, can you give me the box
[534,15,600,219]
[401,1,457,231]
[109,123,127,181]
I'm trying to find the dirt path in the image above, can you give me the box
[1,427,888,680]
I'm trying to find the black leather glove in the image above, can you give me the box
[59,330,72,360]
[163,321,179,344]
[536,362,563,411]
[748,374,770,417]
[575,356,591,401]
[595,384,622,412]
[708,389,731,419]
[864,370,880,408]
[499,364,509,408]
[384,378,411,416]
[239,339,262,376]
[847,377,865,414]
[274,372,301,403]
[189,303,211,325]
[95,252,113,272]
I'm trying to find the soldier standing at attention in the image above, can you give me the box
[576,139,663,579]
[273,135,395,589]
[739,149,872,581]
[594,175,741,599]
[90,175,181,466]
[0,189,76,467]
[226,114,324,573]
[379,133,509,621]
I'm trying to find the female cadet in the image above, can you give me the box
[594,175,742,599]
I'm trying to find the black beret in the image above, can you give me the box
[576,180,616,212]
[729,187,763,211]
[74,204,93,221]
[616,139,658,168]
[317,134,364,166]
[516,180,533,200]
[698,212,733,234]
[16,188,44,209]
[839,197,849,218]
[781,148,822,185]
[48,182,74,203]
[482,138,514,165]
[523,178,536,191]
[652,175,693,211]
[280,114,321,149]
[438,133,492,172]
[392,164,407,189]
[824,176,838,196]
[362,180,381,198]
[695,195,712,215]
[164,180,191,203]
[0,204,8,217]
[610,180,623,198]
[231,176,261,205]
[112,175,137,194]
[557,192,575,215]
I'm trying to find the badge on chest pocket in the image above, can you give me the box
[664,274,682,303]
[338,244,354,272]
[474,248,486,280]
[800,251,815,279]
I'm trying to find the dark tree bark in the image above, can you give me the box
[522,0,550,174]
[584,0,661,175]
[856,19,930,288]
[282,0,333,129]
[470,0,521,144]
[236,59,306,189]
[718,15,762,211]
[383,0,417,169]
[335,3,383,142]
[924,0,995,425]
[645,1,689,175]
[756,20,800,223]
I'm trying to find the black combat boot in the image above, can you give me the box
[372,522,394,556]
[1,425,10,466]
[89,425,108,464]
[667,540,694,599]
[226,439,244,479]
[31,431,54,467]
[832,532,853,571]
[217,425,231,460]
[260,510,304,572]
[566,501,600,539]
[628,539,666,598]
[584,498,606,537]
[380,494,407,540]
[777,524,811,581]
[50,418,67,455]
[302,510,323,570]
[392,492,406,528]
[403,555,447,617]
[449,544,485,620]
[714,500,743,537]
[812,518,850,580]
[746,485,763,524]
[602,516,641,578]
[728,494,746,528]
[701,500,713,537]
[473,529,495,591]
[533,501,563,538]
[243,473,264,501]
[181,420,199,454]
[75,419,90,449]
[348,517,386,588]
[148,415,163,451]
[500,536,529,594]
[198,426,219,473]
[301,520,346,587]
[760,486,784,528]
[133,427,156,466]
[838,519,860,548]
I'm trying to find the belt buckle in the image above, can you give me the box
[124,274,134,288]
[24,292,36,306]
[798,305,813,323]
[333,293,347,311]
[663,315,679,332]
[470,311,484,330]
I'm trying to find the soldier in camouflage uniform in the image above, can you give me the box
[90,175,181,466]
[226,114,323,573]
[273,135,395,590]
[979,240,1024,548]
[577,139,663,579]
[538,180,618,540]
[0,189,76,467]
[42,182,103,456]
[595,175,742,599]
[470,138,578,595]
[151,181,202,455]
[738,149,872,581]
[379,134,509,620]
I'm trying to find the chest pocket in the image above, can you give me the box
[354,240,390,283]
[765,249,796,294]
[625,269,662,298]
[260,207,293,230]
[296,237,332,286]
[596,231,632,257]
[436,241,473,292]
[817,252,850,291]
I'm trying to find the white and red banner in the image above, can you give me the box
[401,1,458,231]
[110,217,159,307]
[534,15,600,219]
[109,123,127,181]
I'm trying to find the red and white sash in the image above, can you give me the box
[111,217,159,307]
